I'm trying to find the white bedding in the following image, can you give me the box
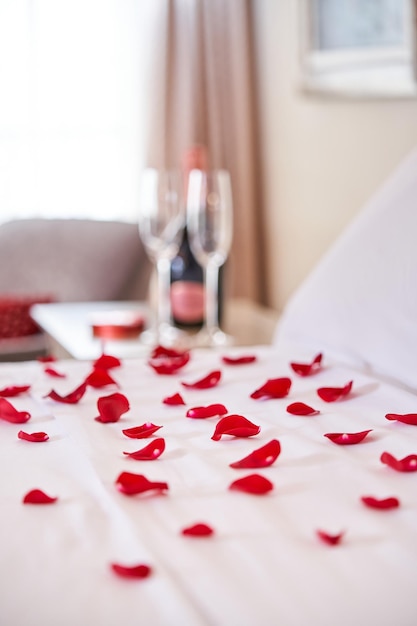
[1,346,416,626]
[274,147,417,394]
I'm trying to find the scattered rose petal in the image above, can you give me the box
[211,414,261,441]
[152,345,186,359]
[385,413,417,426]
[95,392,130,423]
[0,385,31,397]
[93,354,121,370]
[229,439,281,469]
[115,472,168,495]
[380,451,417,472]
[186,403,228,419]
[18,430,49,443]
[45,382,87,404]
[361,496,400,510]
[316,529,344,546]
[317,381,353,402]
[148,355,190,375]
[0,398,31,423]
[286,402,320,416]
[181,523,214,537]
[163,392,186,406]
[324,429,372,445]
[122,423,163,439]
[229,474,274,495]
[110,563,152,579]
[37,355,56,363]
[148,345,190,375]
[123,438,165,461]
[181,370,222,389]
[43,366,66,378]
[250,377,291,400]
[84,368,119,388]
[221,355,257,365]
[23,489,57,504]
[290,353,323,376]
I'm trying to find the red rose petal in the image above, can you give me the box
[37,355,56,363]
[229,439,281,469]
[148,354,190,375]
[290,353,323,376]
[148,345,190,375]
[211,414,261,441]
[317,381,353,402]
[286,402,320,416]
[385,413,417,426]
[181,370,221,389]
[152,345,186,359]
[221,355,257,365]
[186,403,228,419]
[115,472,168,495]
[93,354,122,370]
[84,368,119,388]
[18,430,49,443]
[123,438,165,460]
[0,385,31,397]
[163,392,186,406]
[95,392,130,423]
[229,474,274,495]
[380,451,417,472]
[0,398,31,423]
[45,382,87,404]
[250,377,292,400]
[181,523,214,537]
[43,367,66,378]
[324,429,372,445]
[122,423,163,439]
[361,495,400,510]
[23,489,57,504]
[316,529,344,545]
[110,563,152,579]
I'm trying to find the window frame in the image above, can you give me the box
[298,0,417,99]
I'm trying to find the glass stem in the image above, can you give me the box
[156,256,172,328]
[204,261,220,332]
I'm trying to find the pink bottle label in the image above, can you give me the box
[171,281,205,324]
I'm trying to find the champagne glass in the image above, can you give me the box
[187,169,233,347]
[138,168,185,346]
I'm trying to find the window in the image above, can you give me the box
[300,0,417,98]
[0,0,160,224]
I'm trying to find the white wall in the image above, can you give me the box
[253,0,417,312]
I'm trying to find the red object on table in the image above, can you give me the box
[90,310,146,340]
[0,295,53,338]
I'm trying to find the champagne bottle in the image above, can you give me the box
[170,145,207,328]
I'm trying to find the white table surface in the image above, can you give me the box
[31,301,150,360]
[30,299,280,360]
[1,345,417,626]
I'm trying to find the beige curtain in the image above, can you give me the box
[413,0,417,82]
[145,0,266,303]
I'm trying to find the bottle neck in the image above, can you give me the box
[181,144,209,197]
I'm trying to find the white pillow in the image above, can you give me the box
[273,147,417,392]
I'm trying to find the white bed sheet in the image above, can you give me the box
[1,346,417,626]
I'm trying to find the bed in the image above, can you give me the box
[1,149,417,626]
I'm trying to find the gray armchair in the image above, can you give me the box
[0,218,151,360]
